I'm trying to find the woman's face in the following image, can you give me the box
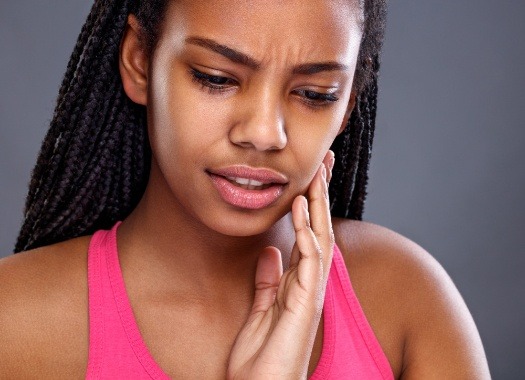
[144,0,362,236]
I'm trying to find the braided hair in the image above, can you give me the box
[15,0,387,253]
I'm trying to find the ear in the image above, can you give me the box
[337,91,357,135]
[119,15,148,106]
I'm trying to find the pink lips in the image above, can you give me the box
[207,166,288,210]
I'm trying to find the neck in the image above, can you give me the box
[117,164,296,303]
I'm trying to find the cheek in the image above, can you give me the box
[287,120,341,192]
[288,86,351,154]
[292,102,348,153]
[148,81,229,167]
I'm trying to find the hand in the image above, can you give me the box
[227,151,336,380]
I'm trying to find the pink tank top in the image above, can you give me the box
[86,223,394,379]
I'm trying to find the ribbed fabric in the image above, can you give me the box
[86,223,394,379]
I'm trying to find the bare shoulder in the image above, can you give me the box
[332,218,491,380]
[0,236,91,378]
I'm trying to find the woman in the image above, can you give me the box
[0,0,490,378]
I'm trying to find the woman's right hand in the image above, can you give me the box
[226,151,335,380]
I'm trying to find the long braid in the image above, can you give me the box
[23,1,104,211]
[329,97,363,217]
[15,0,386,252]
[347,57,379,218]
[15,0,152,252]
[329,0,386,219]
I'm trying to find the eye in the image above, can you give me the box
[295,89,339,108]
[190,68,236,94]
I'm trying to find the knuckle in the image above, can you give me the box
[309,192,322,204]
[322,182,329,199]
[314,241,323,258]
[294,222,308,233]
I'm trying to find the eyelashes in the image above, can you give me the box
[190,68,234,94]
[298,89,339,106]
[189,68,340,108]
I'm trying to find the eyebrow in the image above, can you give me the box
[185,36,350,75]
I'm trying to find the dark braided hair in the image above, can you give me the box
[15,0,387,253]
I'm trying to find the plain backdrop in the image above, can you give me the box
[1,1,524,378]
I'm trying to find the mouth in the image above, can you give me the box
[222,176,274,190]
[206,166,288,210]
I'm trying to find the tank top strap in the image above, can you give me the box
[324,244,394,379]
[86,223,170,379]
[86,225,108,378]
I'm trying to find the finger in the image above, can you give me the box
[326,150,335,184]
[291,195,324,293]
[307,163,334,280]
[250,246,283,315]
[289,241,300,269]
[288,196,307,269]
[321,150,335,185]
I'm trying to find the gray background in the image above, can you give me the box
[1,1,524,378]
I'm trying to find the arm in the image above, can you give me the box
[0,240,89,378]
[334,220,491,379]
[397,241,491,379]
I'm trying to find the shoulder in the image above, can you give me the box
[0,236,90,378]
[332,218,491,379]
[332,218,449,299]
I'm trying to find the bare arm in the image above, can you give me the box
[334,220,491,379]
[398,243,491,379]
[0,239,89,378]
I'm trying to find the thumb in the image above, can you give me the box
[250,246,283,315]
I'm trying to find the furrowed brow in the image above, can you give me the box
[292,62,350,75]
[185,36,261,70]
[185,36,349,75]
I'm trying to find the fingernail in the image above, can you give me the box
[321,165,327,180]
[302,196,309,211]
[329,153,335,171]
[301,196,310,221]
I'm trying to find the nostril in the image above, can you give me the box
[229,127,287,151]
[228,105,287,151]
[232,140,255,149]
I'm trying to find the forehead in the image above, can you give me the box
[159,0,363,65]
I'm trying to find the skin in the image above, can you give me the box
[0,0,491,379]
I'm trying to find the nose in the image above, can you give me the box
[228,88,287,151]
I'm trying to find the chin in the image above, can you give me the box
[202,206,289,237]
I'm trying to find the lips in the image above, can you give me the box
[208,166,288,185]
[207,165,288,209]
[223,176,274,190]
